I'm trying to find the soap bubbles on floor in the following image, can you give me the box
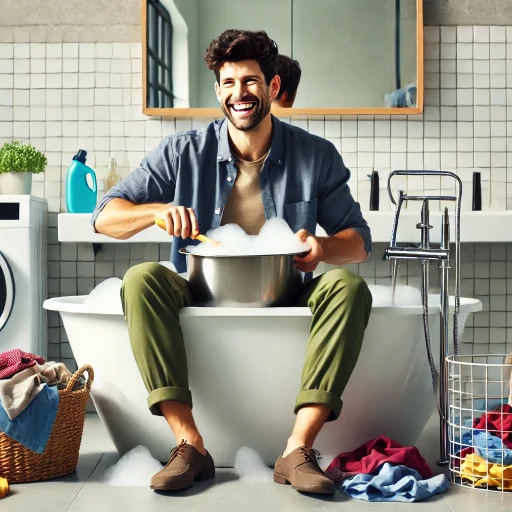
[102,446,331,487]
[318,454,335,472]
[103,445,163,487]
[232,447,334,482]
[186,218,310,257]
[234,447,274,482]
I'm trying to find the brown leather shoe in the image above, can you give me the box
[150,439,215,491]
[274,446,335,495]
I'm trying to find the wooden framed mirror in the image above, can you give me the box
[142,0,423,117]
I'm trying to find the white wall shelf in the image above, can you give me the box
[58,212,512,244]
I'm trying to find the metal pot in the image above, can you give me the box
[179,248,304,307]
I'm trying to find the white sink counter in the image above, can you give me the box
[58,211,512,244]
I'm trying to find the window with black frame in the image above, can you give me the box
[147,0,173,108]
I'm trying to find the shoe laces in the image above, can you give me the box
[299,447,322,468]
[169,439,188,462]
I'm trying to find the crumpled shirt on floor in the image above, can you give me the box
[340,463,450,502]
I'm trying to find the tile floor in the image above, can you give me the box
[3,412,512,511]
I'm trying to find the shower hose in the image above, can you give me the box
[420,260,460,424]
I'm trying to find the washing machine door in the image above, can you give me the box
[0,251,15,333]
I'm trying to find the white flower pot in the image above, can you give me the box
[0,172,32,195]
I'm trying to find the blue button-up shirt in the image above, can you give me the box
[91,115,372,274]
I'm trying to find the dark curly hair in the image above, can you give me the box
[275,54,302,100]
[204,29,279,85]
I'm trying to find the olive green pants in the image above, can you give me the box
[121,263,372,422]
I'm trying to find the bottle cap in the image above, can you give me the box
[108,157,116,168]
[72,149,87,164]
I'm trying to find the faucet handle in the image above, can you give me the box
[416,221,433,230]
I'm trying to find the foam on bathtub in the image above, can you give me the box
[234,447,274,482]
[367,284,422,307]
[83,263,182,309]
[186,218,310,257]
[103,445,162,487]
[158,260,177,272]
[83,277,122,310]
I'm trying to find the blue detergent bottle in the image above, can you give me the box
[66,150,97,213]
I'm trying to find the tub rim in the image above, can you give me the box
[43,295,482,317]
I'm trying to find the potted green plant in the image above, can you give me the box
[0,141,47,195]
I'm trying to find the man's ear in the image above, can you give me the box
[215,82,221,103]
[270,74,281,101]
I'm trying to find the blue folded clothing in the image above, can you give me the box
[0,384,58,453]
[340,463,450,502]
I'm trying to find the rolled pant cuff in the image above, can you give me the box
[147,386,193,416]
[294,389,343,422]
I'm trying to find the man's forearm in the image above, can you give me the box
[317,229,369,265]
[94,198,168,239]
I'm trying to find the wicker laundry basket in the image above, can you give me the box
[0,364,94,483]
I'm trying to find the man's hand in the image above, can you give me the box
[157,206,199,239]
[294,229,323,273]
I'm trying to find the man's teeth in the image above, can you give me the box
[232,103,254,111]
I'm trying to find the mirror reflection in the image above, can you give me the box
[145,0,418,110]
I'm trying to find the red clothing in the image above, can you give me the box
[325,436,433,482]
[0,349,45,379]
[472,404,512,448]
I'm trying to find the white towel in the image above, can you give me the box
[0,362,73,420]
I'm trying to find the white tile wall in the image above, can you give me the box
[1,27,512,367]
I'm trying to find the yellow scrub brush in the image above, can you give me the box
[155,218,220,246]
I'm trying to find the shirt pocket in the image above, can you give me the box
[284,198,318,234]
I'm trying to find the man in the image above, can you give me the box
[272,54,302,108]
[92,29,373,496]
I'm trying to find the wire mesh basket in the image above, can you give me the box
[448,354,512,492]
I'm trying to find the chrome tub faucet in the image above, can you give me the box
[384,170,462,466]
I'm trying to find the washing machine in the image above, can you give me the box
[0,195,48,359]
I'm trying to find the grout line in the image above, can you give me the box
[442,493,457,512]
[65,451,106,512]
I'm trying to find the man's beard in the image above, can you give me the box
[221,94,272,132]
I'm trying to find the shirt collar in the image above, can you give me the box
[217,115,284,166]
[216,118,232,162]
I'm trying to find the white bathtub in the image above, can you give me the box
[44,292,481,466]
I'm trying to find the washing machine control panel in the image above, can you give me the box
[0,196,33,228]
[0,202,20,221]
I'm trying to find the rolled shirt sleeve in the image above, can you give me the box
[91,136,177,229]
[317,142,373,256]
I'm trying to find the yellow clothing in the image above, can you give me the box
[0,476,8,498]
[460,453,512,490]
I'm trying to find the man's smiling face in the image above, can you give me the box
[215,59,280,131]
